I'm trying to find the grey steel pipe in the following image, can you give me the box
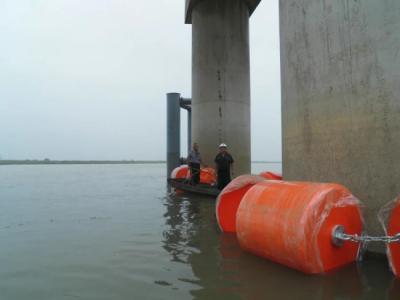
[180,97,192,154]
[166,93,181,178]
[187,109,192,154]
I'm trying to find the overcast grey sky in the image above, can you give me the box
[0,0,281,161]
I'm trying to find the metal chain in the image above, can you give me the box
[331,225,400,247]
[338,232,400,244]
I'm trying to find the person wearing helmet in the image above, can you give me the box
[187,142,202,185]
[214,143,234,190]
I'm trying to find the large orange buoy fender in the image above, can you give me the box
[216,175,265,233]
[236,181,363,274]
[171,165,189,179]
[170,165,189,194]
[379,198,400,278]
[259,171,283,180]
[187,167,216,184]
[199,167,217,184]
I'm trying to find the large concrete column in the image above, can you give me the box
[280,0,400,253]
[186,0,260,176]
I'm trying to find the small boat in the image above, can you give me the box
[167,178,220,197]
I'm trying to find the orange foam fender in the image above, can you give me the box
[259,171,283,180]
[171,165,189,193]
[236,181,363,274]
[187,167,216,184]
[171,165,189,179]
[379,198,400,278]
[216,175,266,233]
[200,167,217,184]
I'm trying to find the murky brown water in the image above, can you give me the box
[0,164,399,299]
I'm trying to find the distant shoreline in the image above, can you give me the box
[0,160,281,166]
[0,160,165,166]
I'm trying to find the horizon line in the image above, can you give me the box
[0,159,282,165]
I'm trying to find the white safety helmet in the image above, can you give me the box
[219,143,228,148]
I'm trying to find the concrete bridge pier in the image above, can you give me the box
[280,0,400,253]
[185,0,260,176]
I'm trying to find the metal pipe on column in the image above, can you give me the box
[180,97,192,154]
[187,109,192,154]
[166,93,181,178]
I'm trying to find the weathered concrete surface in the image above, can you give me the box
[280,0,400,253]
[185,0,261,23]
[191,0,251,175]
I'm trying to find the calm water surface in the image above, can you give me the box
[0,163,399,299]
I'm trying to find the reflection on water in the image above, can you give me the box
[162,191,399,300]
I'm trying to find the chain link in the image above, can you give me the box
[336,232,400,244]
